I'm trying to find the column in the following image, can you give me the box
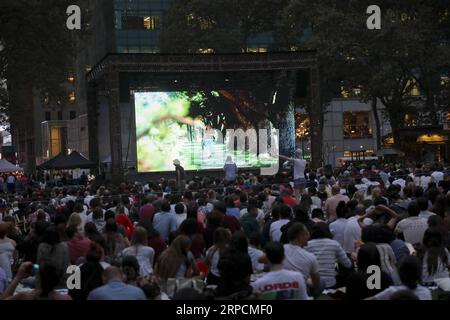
[106,68,124,183]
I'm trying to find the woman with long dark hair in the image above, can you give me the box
[417,227,450,283]
[36,225,70,276]
[215,231,253,298]
[205,227,231,285]
[102,219,129,264]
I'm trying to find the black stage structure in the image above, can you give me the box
[86,52,321,182]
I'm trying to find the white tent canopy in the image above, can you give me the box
[0,159,24,173]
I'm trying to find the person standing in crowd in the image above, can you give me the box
[224,156,238,184]
[6,173,15,194]
[173,159,186,192]
[279,149,307,203]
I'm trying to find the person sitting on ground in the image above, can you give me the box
[1,261,71,300]
[329,201,348,248]
[248,232,265,273]
[282,223,322,298]
[154,235,200,282]
[395,201,428,245]
[66,224,92,265]
[324,185,350,222]
[215,231,253,299]
[122,226,155,277]
[87,266,146,300]
[269,204,291,242]
[345,243,393,300]
[417,227,450,283]
[367,256,432,300]
[69,242,105,301]
[252,241,308,300]
[305,222,352,289]
[205,227,231,286]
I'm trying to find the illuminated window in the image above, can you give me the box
[50,127,61,156]
[340,86,350,98]
[404,113,418,127]
[344,150,375,159]
[343,112,372,138]
[68,91,76,104]
[296,114,310,139]
[406,79,420,96]
[67,72,75,83]
[43,95,49,105]
[441,75,449,86]
[246,47,268,53]
[198,48,215,53]
[143,16,159,30]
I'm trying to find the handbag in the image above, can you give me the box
[165,278,205,298]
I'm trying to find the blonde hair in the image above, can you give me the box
[67,213,82,228]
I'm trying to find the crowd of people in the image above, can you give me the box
[0,152,449,300]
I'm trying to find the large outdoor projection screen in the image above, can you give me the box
[134,91,278,172]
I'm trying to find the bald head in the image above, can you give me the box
[103,266,123,283]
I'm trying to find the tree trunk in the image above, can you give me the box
[371,97,382,149]
[278,104,296,157]
[309,66,322,169]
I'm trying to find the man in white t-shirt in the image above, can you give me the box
[395,201,428,245]
[343,212,364,254]
[252,241,309,300]
[282,222,321,297]
[417,197,435,221]
[269,204,292,242]
[280,149,307,203]
[431,166,444,184]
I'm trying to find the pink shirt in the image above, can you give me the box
[324,194,349,221]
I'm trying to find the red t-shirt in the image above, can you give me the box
[116,214,134,239]
[282,195,297,208]
[67,237,91,265]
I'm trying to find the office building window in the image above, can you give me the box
[58,111,63,120]
[143,16,159,30]
[70,111,76,120]
[50,127,61,156]
[122,15,160,30]
[69,91,76,104]
[45,112,51,121]
[68,72,75,83]
[246,47,268,53]
[198,48,215,53]
[343,112,372,138]
[404,113,418,127]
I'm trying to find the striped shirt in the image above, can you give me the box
[305,238,352,288]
